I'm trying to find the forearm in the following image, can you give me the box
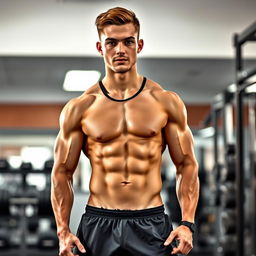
[51,165,74,237]
[176,161,199,222]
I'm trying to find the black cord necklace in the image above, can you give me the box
[99,77,147,102]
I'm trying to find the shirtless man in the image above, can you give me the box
[51,7,199,256]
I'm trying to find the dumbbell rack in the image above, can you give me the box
[0,206,58,256]
[0,165,58,256]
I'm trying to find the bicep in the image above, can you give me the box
[163,121,197,170]
[54,129,84,175]
[160,90,197,168]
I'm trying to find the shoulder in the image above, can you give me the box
[147,79,187,128]
[62,83,99,116]
[146,79,185,111]
[61,95,94,120]
[60,84,98,131]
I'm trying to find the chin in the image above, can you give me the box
[116,69,130,74]
[113,67,131,74]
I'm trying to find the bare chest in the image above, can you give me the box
[81,93,168,142]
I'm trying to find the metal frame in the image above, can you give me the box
[248,95,256,255]
[236,21,256,46]
[212,107,222,256]
[208,89,236,256]
[234,20,256,256]
[202,20,256,256]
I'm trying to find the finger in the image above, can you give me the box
[182,243,193,255]
[171,239,185,254]
[164,231,176,246]
[71,245,84,256]
[60,247,73,256]
[74,238,86,253]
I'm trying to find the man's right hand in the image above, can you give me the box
[58,232,86,256]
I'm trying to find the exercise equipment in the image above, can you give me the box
[233,20,256,256]
[27,216,39,233]
[224,144,236,182]
[0,189,10,216]
[0,229,10,249]
[38,188,53,216]
[220,184,236,209]
[0,158,9,171]
[20,162,33,172]
[201,20,256,256]
[221,210,236,235]
[37,230,58,249]
[0,159,58,255]
[44,160,54,172]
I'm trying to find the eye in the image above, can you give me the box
[125,40,135,46]
[106,41,116,46]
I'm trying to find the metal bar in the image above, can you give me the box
[234,34,243,73]
[213,109,220,256]
[0,169,52,174]
[235,88,245,256]
[242,81,256,94]
[234,31,244,256]
[248,95,256,255]
[213,110,219,165]
[236,21,256,46]
[222,98,228,149]
[238,67,256,85]
[10,197,38,204]
[248,36,256,42]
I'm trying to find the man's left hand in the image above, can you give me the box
[163,225,193,255]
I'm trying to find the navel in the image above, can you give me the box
[121,181,131,186]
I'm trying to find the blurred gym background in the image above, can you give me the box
[0,0,256,256]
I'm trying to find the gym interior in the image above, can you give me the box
[0,0,256,256]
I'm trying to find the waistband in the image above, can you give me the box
[85,204,165,218]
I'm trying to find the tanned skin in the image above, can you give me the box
[51,23,199,256]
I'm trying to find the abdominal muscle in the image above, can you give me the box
[86,146,164,209]
[87,172,163,210]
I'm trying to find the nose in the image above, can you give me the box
[116,41,125,55]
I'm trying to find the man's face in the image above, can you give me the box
[96,23,143,74]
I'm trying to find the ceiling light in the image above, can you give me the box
[63,70,101,91]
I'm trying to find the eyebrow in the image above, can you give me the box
[105,36,136,41]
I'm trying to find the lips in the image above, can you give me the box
[114,58,128,62]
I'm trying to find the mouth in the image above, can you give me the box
[114,58,128,62]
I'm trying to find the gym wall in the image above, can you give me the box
[0,103,210,129]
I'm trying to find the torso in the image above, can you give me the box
[79,78,170,209]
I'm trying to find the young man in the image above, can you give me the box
[51,7,199,256]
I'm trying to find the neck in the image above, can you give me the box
[102,67,142,92]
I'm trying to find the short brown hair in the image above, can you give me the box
[95,7,140,40]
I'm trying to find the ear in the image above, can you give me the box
[96,41,103,55]
[137,39,144,53]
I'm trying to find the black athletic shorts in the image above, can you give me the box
[73,204,177,256]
